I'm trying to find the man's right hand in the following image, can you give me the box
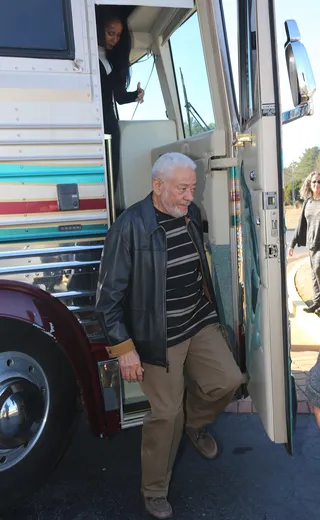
[118,350,144,383]
[288,247,294,257]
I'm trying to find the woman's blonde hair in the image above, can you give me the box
[300,171,320,200]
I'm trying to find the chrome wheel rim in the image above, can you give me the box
[0,351,50,471]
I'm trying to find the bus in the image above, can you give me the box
[0,0,316,508]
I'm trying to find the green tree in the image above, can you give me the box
[295,146,320,180]
[284,177,302,206]
[283,161,298,185]
[283,147,320,184]
[183,117,215,137]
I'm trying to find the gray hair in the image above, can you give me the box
[152,152,196,180]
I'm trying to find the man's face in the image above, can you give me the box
[153,167,197,217]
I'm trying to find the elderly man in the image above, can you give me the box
[96,152,242,519]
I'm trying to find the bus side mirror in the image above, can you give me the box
[282,20,316,125]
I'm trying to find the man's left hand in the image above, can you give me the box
[118,349,144,383]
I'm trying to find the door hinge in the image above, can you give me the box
[233,132,253,147]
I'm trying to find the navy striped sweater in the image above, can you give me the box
[156,209,217,347]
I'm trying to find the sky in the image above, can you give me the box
[118,0,320,169]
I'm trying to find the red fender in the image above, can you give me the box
[0,279,116,436]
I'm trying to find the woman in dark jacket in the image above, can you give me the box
[289,171,320,428]
[289,171,320,313]
[97,8,144,191]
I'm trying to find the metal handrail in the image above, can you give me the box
[0,244,103,259]
[104,134,116,225]
[67,304,97,312]
[52,290,96,299]
[0,259,100,275]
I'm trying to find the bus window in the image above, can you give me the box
[117,54,167,121]
[0,0,74,60]
[170,12,215,137]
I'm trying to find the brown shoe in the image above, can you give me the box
[144,497,173,519]
[186,427,218,459]
[304,302,320,313]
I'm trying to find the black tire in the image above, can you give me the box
[0,319,80,510]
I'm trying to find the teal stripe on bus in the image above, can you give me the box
[0,164,105,184]
[0,223,108,243]
[229,166,240,179]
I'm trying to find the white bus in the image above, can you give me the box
[0,0,316,507]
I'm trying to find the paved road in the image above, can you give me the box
[4,414,320,520]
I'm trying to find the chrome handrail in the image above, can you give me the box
[0,244,103,259]
[0,259,100,275]
[104,134,116,225]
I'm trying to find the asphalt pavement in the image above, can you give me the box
[3,413,320,520]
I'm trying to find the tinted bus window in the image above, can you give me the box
[0,0,74,59]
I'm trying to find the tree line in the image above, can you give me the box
[283,147,320,205]
[183,116,215,137]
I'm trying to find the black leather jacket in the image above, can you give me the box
[290,199,308,249]
[96,194,219,367]
[99,60,137,130]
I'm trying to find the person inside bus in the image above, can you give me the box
[289,171,320,314]
[97,8,144,191]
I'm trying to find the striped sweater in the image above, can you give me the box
[156,209,218,347]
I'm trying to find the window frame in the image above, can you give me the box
[116,52,167,122]
[169,10,216,138]
[168,40,185,136]
[238,0,260,128]
[0,0,75,60]
[219,0,240,125]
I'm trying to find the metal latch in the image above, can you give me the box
[263,192,278,209]
[267,245,278,258]
[233,132,253,147]
[73,59,84,72]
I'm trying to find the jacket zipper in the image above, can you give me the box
[186,219,212,304]
[160,225,169,372]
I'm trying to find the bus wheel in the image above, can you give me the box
[0,322,79,510]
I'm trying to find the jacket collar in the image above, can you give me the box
[141,194,159,236]
[141,193,197,237]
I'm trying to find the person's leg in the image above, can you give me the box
[313,406,320,428]
[140,339,190,500]
[184,323,243,456]
[308,251,320,308]
[306,353,320,428]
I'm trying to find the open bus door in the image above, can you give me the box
[236,0,316,453]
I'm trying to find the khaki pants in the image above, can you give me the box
[140,323,243,498]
